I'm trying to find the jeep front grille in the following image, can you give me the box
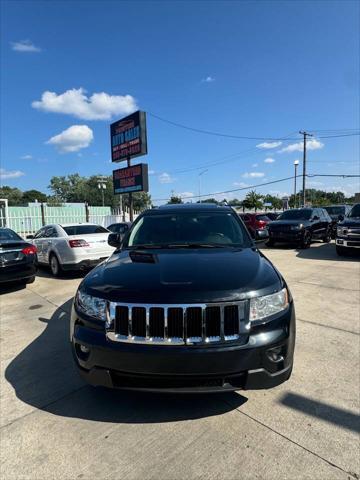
[106,302,249,345]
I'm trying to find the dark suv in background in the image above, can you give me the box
[323,205,352,238]
[71,204,295,393]
[336,203,360,256]
[267,208,332,248]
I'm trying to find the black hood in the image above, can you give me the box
[339,217,360,228]
[81,247,283,304]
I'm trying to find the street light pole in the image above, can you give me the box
[299,131,313,207]
[294,160,299,208]
[198,169,208,203]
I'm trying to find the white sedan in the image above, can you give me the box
[28,223,116,276]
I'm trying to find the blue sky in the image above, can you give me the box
[1,0,359,203]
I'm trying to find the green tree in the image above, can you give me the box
[167,196,183,204]
[22,189,48,204]
[0,186,23,205]
[242,190,263,211]
[262,194,282,210]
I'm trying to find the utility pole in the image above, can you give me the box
[293,160,299,208]
[299,131,313,207]
[127,156,134,221]
[198,169,208,203]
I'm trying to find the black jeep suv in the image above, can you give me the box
[267,208,332,248]
[336,203,360,256]
[71,204,295,393]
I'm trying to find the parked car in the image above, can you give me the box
[238,213,270,240]
[28,223,115,276]
[265,212,281,221]
[336,203,360,256]
[107,222,132,237]
[323,205,352,238]
[266,207,332,248]
[0,228,37,286]
[71,203,295,393]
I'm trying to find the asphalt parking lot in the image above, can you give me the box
[1,242,359,480]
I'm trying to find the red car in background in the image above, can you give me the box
[238,213,271,240]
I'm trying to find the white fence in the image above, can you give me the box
[0,204,138,238]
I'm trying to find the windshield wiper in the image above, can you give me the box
[166,243,240,249]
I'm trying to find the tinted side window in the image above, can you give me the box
[45,227,58,238]
[34,228,45,239]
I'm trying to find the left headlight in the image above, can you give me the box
[337,226,347,236]
[249,288,289,322]
[76,290,107,321]
[290,224,304,231]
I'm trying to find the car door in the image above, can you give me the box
[32,228,47,263]
[310,209,321,238]
[42,226,58,263]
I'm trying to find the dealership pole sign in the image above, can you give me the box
[113,163,149,195]
[110,111,147,163]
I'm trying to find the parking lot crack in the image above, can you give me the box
[1,385,87,430]
[297,317,359,336]
[225,403,358,479]
[297,280,360,293]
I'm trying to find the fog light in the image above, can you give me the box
[337,239,344,245]
[80,345,90,354]
[267,346,284,363]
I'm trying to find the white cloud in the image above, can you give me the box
[269,190,290,198]
[178,192,194,199]
[148,170,156,175]
[0,168,25,180]
[201,76,215,83]
[256,141,282,149]
[242,172,265,178]
[46,125,94,153]
[32,88,138,120]
[20,154,33,160]
[233,181,249,188]
[307,180,324,187]
[11,40,41,53]
[264,158,275,164]
[279,138,324,153]
[252,163,258,167]
[158,172,175,184]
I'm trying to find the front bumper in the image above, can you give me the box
[268,230,303,242]
[336,238,360,248]
[71,304,296,392]
[62,258,108,271]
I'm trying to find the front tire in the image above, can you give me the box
[300,231,312,249]
[323,231,331,243]
[26,275,36,284]
[49,253,62,276]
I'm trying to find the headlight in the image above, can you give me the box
[249,288,289,322]
[76,290,107,321]
[290,224,304,231]
[337,227,347,236]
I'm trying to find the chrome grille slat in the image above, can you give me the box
[107,301,247,346]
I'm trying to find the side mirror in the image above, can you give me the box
[108,232,123,248]
[312,216,319,221]
[338,214,344,221]
[26,234,34,239]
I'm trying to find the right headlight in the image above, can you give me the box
[249,288,289,322]
[75,289,107,321]
[337,226,347,236]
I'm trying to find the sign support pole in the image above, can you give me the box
[127,156,134,222]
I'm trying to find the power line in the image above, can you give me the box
[148,112,299,140]
[152,174,360,202]
[148,112,360,141]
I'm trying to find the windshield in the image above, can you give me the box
[348,204,360,218]
[126,212,252,248]
[278,209,312,220]
[62,225,109,235]
[0,229,22,241]
[324,206,345,216]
